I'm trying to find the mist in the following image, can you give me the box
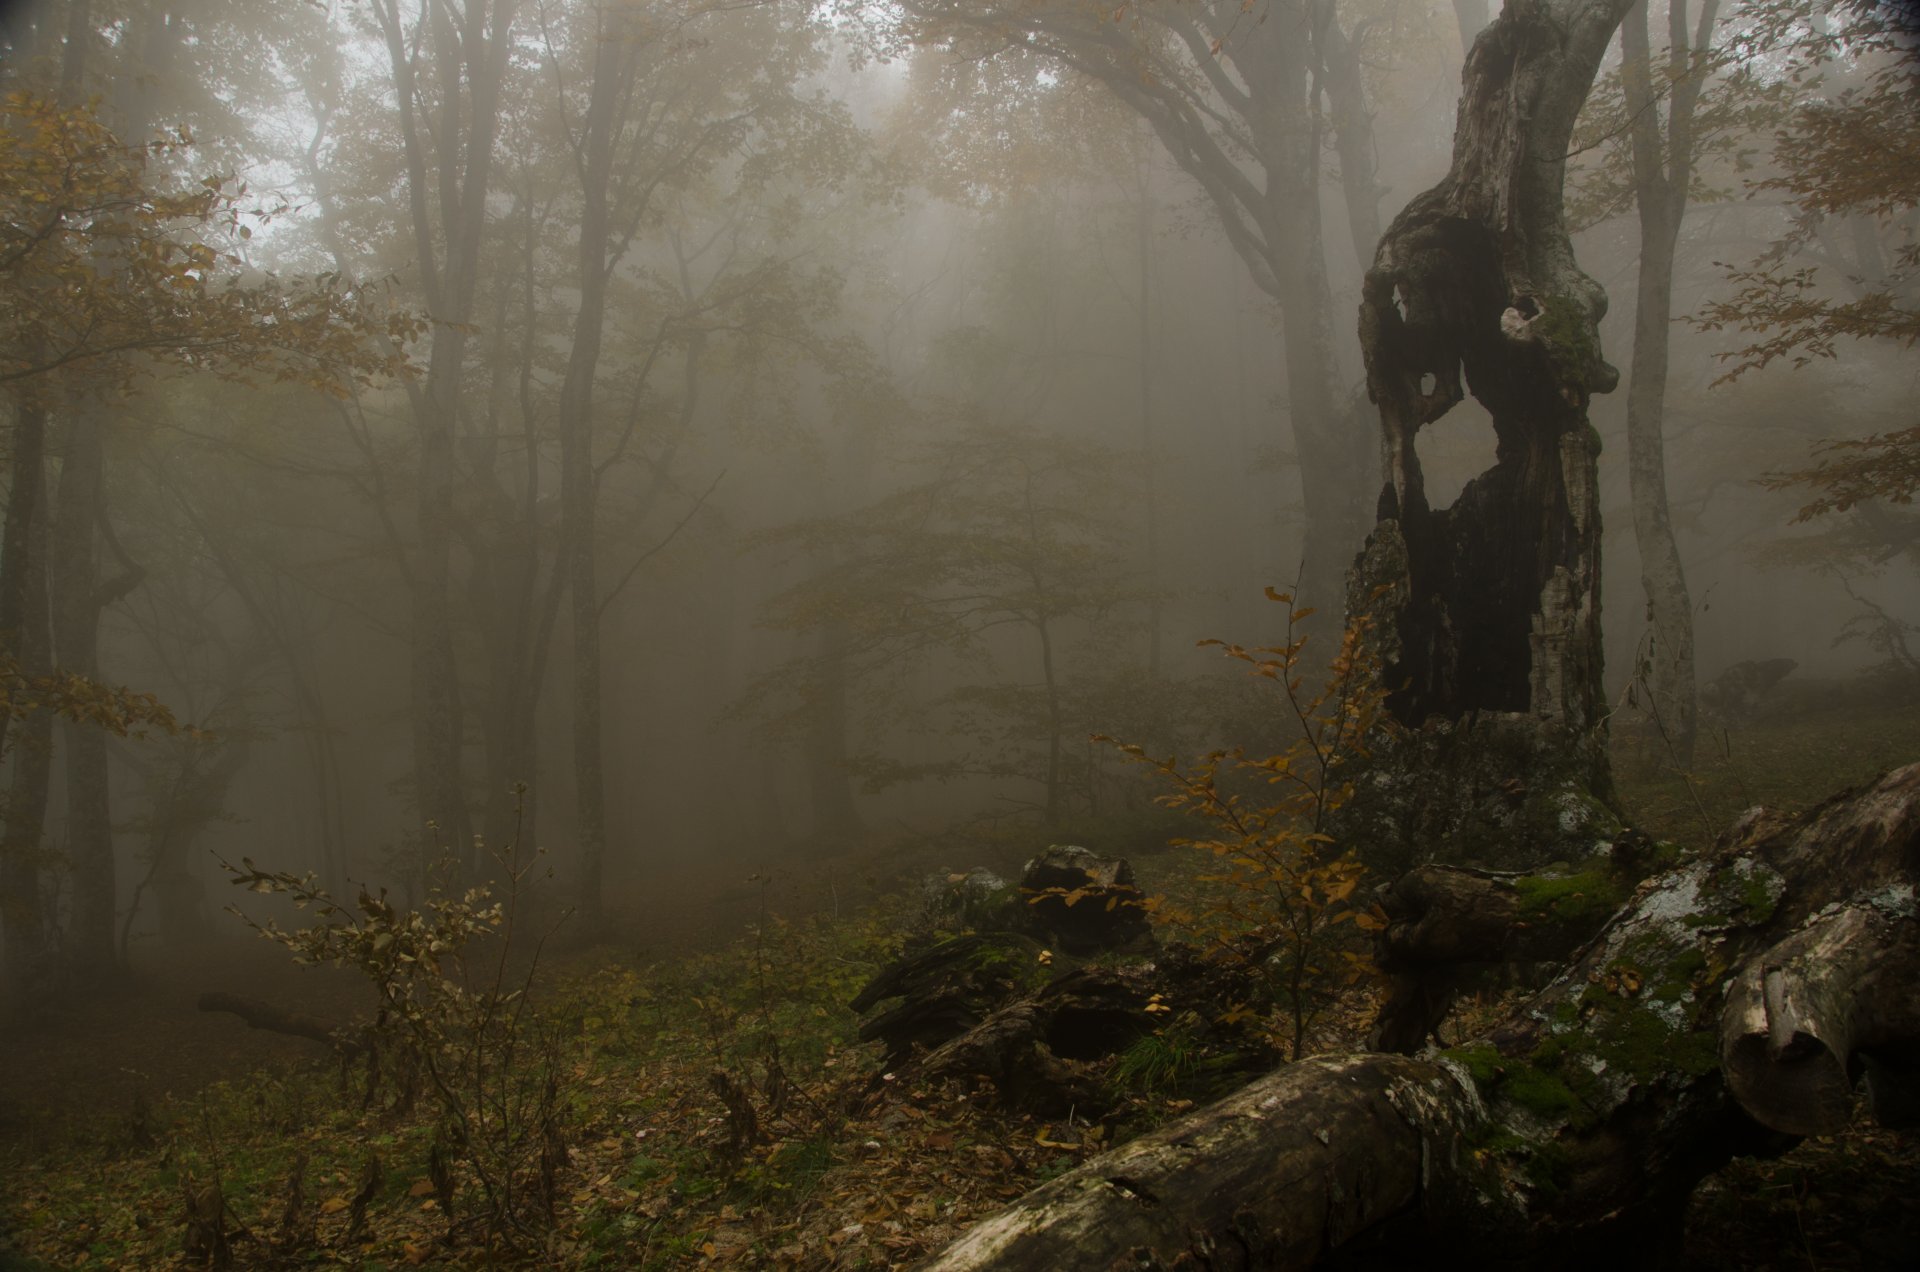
[1,0,1913,1021]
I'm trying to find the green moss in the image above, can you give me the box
[1514,869,1626,926]
[1465,1124,1574,1200]
[1518,1138,1574,1199]
[1574,966,1720,1083]
[1650,948,1708,1003]
[1502,1064,1583,1121]
[1440,1044,1504,1087]
[1737,871,1781,923]
[1531,294,1600,383]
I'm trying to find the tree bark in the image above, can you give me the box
[1359,0,1628,737]
[1620,0,1716,765]
[554,2,627,927]
[920,762,1920,1268]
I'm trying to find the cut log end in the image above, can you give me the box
[1719,898,1920,1136]
[1721,1030,1854,1138]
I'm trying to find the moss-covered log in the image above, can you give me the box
[1368,852,1651,1052]
[918,763,1920,1269]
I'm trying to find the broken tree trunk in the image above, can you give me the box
[1342,0,1636,876]
[918,763,1920,1269]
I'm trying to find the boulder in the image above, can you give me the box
[1018,845,1152,954]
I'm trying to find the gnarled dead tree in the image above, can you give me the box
[1340,0,1637,878]
[919,763,1920,1269]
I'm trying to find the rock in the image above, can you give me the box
[922,867,1016,931]
[1701,657,1797,723]
[1019,846,1152,954]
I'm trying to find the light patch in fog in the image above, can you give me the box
[1414,394,1499,511]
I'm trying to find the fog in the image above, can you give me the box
[1,0,1914,984]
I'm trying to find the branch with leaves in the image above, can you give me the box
[1103,591,1394,1060]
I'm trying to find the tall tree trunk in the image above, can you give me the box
[50,405,116,977]
[557,9,623,926]
[0,403,52,1001]
[1250,14,1374,623]
[475,194,550,857]
[1621,0,1716,766]
[373,0,520,872]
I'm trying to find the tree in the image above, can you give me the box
[868,0,1386,626]
[1602,0,1723,763]
[748,423,1155,826]
[354,0,522,874]
[1699,0,1919,517]
[1348,0,1637,868]
[0,41,416,979]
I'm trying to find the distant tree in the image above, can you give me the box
[0,77,414,980]
[1697,0,1919,515]
[865,0,1388,627]
[1565,0,1779,763]
[747,423,1156,825]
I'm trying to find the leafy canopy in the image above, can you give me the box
[0,91,420,400]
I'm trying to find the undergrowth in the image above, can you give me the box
[4,688,1918,1268]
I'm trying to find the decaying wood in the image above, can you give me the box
[854,932,1046,1063]
[919,764,1920,1269]
[197,991,362,1055]
[1370,858,1632,1051]
[924,1053,1469,1270]
[907,965,1161,1114]
[1342,0,1639,889]
[1018,845,1152,954]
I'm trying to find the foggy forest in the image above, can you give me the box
[1,0,1917,1267]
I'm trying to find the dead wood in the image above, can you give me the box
[196,990,362,1055]
[918,763,1920,1269]
[1370,859,1633,1052]
[907,964,1162,1114]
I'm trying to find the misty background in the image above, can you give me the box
[0,0,1913,980]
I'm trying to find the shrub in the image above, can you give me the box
[1106,590,1392,1059]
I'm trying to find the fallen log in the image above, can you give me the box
[918,763,1920,1269]
[197,991,362,1055]
[1369,855,1647,1051]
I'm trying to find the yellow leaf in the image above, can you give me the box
[320,1196,349,1215]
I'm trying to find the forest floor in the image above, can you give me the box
[2,690,1918,1271]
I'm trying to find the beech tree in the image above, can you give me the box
[868,0,1389,621]
[1711,1,1920,523]
[0,1,416,981]
[1590,0,1727,762]
[1345,0,1635,870]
